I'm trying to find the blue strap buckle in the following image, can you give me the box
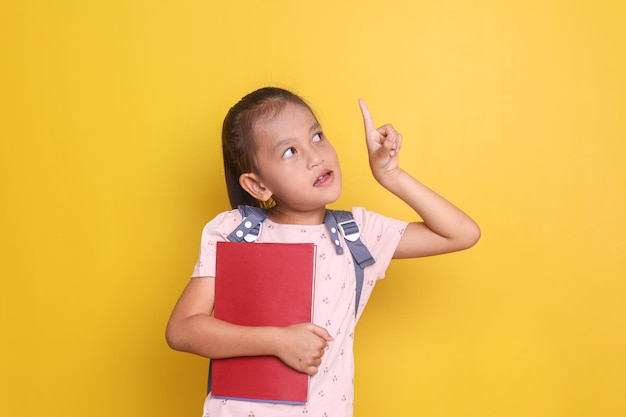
[337,219,360,242]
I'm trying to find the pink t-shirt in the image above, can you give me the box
[192,207,407,417]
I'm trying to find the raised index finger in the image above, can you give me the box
[358,98,376,133]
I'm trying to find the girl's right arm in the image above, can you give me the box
[165,277,333,375]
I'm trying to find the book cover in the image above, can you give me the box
[211,241,316,404]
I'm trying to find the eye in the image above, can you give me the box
[312,133,322,143]
[282,147,296,158]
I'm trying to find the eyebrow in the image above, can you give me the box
[272,122,321,152]
[309,122,321,132]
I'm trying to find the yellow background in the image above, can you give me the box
[1,1,625,416]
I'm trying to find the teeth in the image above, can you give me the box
[314,174,327,186]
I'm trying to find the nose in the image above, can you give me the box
[308,149,324,168]
[307,143,324,168]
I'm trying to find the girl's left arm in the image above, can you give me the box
[359,99,481,259]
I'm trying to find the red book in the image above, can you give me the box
[211,241,316,404]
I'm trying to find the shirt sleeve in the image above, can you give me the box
[191,210,243,278]
[351,207,408,280]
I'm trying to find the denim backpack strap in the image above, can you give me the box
[226,205,268,242]
[324,210,376,315]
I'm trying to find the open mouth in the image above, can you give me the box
[313,171,332,187]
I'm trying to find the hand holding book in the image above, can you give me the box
[273,322,333,375]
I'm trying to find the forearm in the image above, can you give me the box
[166,314,280,359]
[377,167,480,254]
[167,313,331,375]
[382,169,477,235]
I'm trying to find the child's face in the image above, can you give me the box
[249,102,342,214]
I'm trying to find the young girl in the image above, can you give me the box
[166,87,480,417]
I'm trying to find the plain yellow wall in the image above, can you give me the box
[1,1,624,416]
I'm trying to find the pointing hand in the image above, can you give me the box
[358,98,403,181]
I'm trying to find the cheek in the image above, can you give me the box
[334,167,343,186]
[324,145,339,163]
[330,151,341,170]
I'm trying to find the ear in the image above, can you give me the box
[239,172,273,202]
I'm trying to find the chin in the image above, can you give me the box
[325,186,342,205]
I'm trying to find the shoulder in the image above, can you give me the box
[348,206,408,249]
[343,207,408,280]
[350,206,408,230]
[200,209,244,240]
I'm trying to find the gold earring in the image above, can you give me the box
[260,198,275,209]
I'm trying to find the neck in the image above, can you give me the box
[267,206,327,225]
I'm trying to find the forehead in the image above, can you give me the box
[253,102,318,144]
